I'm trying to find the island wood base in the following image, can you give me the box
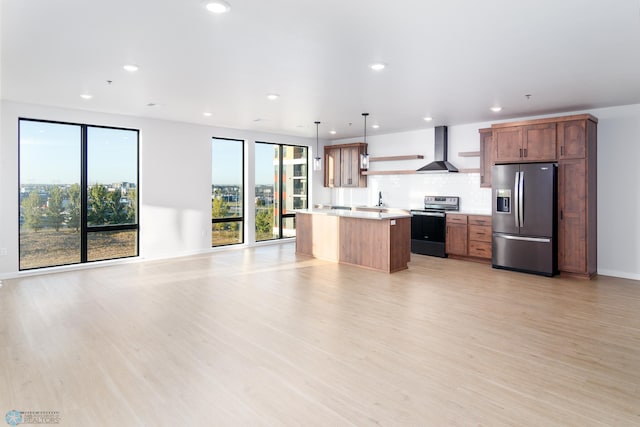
[296,213,411,273]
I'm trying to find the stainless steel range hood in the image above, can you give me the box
[417,126,458,173]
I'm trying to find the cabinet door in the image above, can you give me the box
[524,123,556,161]
[324,147,341,187]
[479,128,493,188]
[446,223,468,256]
[341,146,360,187]
[494,127,524,163]
[558,159,587,273]
[558,120,586,160]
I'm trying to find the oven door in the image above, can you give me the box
[411,211,447,257]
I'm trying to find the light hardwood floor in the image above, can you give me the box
[1,243,639,426]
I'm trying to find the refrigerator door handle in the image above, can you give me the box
[495,233,551,243]
[514,172,520,227]
[518,170,525,227]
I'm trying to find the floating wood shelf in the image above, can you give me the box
[458,151,481,157]
[361,170,417,176]
[369,155,424,162]
[458,168,481,173]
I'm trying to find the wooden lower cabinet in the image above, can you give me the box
[447,214,492,262]
[446,214,468,256]
[468,216,492,260]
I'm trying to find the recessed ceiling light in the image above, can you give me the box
[490,106,502,112]
[329,130,337,135]
[372,124,380,129]
[123,64,139,72]
[203,112,212,117]
[370,63,386,71]
[80,94,93,100]
[266,93,279,100]
[423,116,433,122]
[205,0,231,14]
[147,102,158,107]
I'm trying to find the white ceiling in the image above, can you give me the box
[2,0,640,139]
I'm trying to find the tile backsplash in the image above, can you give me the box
[330,173,492,213]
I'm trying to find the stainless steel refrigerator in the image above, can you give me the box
[492,163,558,276]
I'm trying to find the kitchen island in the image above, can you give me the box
[295,209,411,273]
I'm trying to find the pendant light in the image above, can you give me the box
[360,112,370,170]
[313,121,322,171]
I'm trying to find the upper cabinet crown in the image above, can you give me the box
[324,143,368,188]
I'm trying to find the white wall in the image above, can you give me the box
[0,101,322,277]
[321,105,640,281]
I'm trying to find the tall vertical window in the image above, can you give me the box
[19,119,139,270]
[211,138,244,246]
[255,142,308,241]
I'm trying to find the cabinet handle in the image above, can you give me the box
[519,148,523,157]
[560,210,563,220]
[524,148,528,157]
[561,146,564,156]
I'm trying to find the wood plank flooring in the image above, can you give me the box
[1,243,640,426]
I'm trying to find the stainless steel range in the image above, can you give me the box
[410,196,460,257]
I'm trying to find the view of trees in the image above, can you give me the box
[22,191,43,232]
[20,184,136,233]
[255,205,275,239]
[211,190,230,231]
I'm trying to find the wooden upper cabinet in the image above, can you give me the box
[341,145,361,187]
[524,123,556,161]
[494,126,524,163]
[479,128,493,188]
[323,143,367,188]
[494,123,556,163]
[324,146,341,187]
[558,119,587,159]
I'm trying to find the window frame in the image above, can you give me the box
[18,118,140,270]
[211,137,245,247]
[255,141,309,241]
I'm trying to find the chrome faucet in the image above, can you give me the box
[377,191,383,207]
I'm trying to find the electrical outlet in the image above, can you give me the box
[0,248,7,256]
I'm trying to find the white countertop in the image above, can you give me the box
[456,210,492,216]
[295,208,411,220]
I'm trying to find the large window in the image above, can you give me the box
[211,138,244,246]
[255,142,308,241]
[19,119,139,270]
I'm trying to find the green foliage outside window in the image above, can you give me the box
[22,191,43,232]
[255,206,274,240]
[46,186,65,231]
[67,183,81,231]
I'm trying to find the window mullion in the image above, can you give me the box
[80,125,88,263]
